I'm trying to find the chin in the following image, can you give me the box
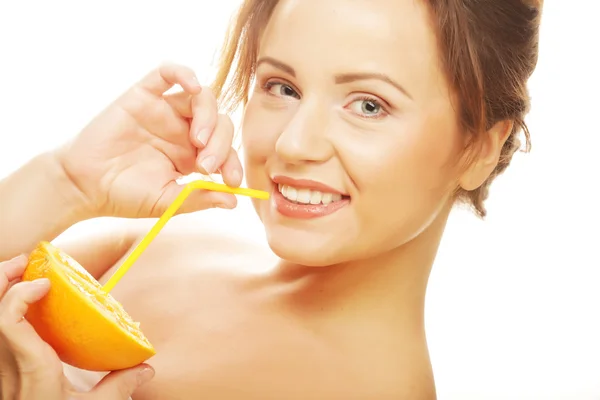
[264,227,347,267]
[255,200,358,267]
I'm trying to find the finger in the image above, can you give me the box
[0,279,52,365]
[0,255,28,298]
[164,91,193,119]
[118,88,190,145]
[137,63,202,97]
[87,365,154,399]
[196,114,236,176]
[152,181,238,217]
[220,147,244,188]
[189,87,219,148]
[0,279,49,326]
[157,140,198,177]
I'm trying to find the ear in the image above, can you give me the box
[458,120,513,191]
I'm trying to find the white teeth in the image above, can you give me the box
[278,184,345,205]
[296,189,311,203]
[286,186,298,202]
[309,191,321,204]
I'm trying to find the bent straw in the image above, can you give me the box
[102,180,270,293]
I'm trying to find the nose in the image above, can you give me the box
[275,101,335,165]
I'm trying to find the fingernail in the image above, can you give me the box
[200,155,216,174]
[30,278,50,292]
[196,128,210,146]
[137,367,155,385]
[216,203,235,210]
[32,278,50,286]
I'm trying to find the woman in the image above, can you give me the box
[0,0,543,398]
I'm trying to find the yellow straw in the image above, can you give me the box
[102,180,270,293]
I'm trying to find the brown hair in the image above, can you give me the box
[211,0,543,218]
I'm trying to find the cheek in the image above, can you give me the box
[351,121,459,186]
[241,101,275,163]
[342,110,462,226]
[241,98,295,186]
[242,97,301,158]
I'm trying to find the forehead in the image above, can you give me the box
[259,0,443,94]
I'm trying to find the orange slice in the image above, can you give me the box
[22,241,156,372]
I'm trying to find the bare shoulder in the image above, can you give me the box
[96,209,276,292]
[52,217,155,279]
[53,207,272,282]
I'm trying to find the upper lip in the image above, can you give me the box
[272,175,348,196]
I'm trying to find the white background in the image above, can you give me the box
[1,1,598,399]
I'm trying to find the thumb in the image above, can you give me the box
[87,365,154,399]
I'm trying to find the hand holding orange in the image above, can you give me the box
[22,242,156,371]
[0,249,155,399]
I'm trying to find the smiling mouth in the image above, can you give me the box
[272,182,351,220]
[277,184,349,205]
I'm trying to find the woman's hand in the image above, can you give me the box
[0,255,154,399]
[55,63,242,219]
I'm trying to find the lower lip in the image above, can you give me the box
[272,189,350,219]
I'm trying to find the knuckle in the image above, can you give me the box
[116,375,138,397]
[157,61,175,73]
[229,147,241,161]
[1,286,24,313]
[200,87,217,104]
[195,102,218,126]
[218,113,235,134]
[4,281,25,297]
[181,65,195,77]
[0,304,19,332]
[0,287,17,307]
[158,62,195,80]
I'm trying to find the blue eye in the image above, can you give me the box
[348,97,386,118]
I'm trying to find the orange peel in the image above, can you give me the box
[22,241,155,371]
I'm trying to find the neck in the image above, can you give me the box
[268,207,451,329]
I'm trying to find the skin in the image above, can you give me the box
[0,0,511,398]
[245,0,465,267]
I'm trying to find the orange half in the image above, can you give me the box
[22,241,156,371]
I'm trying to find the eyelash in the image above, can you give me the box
[261,80,300,99]
[260,79,389,120]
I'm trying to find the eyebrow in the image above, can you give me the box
[257,57,296,77]
[256,57,412,99]
[335,73,412,100]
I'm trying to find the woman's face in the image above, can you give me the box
[242,0,465,266]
